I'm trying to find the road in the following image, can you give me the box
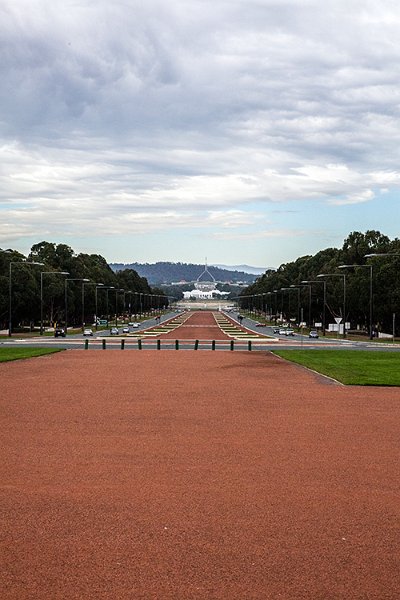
[1,310,399,352]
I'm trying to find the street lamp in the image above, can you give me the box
[339,264,373,339]
[94,284,105,330]
[115,288,124,326]
[40,271,69,335]
[364,253,400,340]
[82,281,104,330]
[317,273,346,338]
[125,290,133,322]
[8,260,44,337]
[289,285,302,326]
[301,280,327,336]
[280,288,292,323]
[64,278,90,335]
[105,287,115,325]
[134,291,143,317]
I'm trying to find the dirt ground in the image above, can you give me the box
[148,310,235,340]
[1,312,400,599]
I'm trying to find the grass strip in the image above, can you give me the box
[0,347,63,363]
[273,349,400,386]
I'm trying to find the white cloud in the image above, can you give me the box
[329,189,375,206]
[1,0,400,258]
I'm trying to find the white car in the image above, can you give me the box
[284,329,295,336]
[83,328,93,336]
[110,327,119,335]
[129,322,140,328]
[122,326,130,333]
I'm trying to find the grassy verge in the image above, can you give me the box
[0,347,63,363]
[273,349,400,386]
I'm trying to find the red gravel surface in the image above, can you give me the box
[153,311,232,340]
[1,350,400,599]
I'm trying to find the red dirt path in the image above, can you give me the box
[1,350,400,599]
[153,310,232,340]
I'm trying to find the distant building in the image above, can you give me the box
[182,263,230,300]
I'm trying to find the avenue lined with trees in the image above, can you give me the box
[0,241,169,334]
[239,231,400,338]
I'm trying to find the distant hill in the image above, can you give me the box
[109,261,260,285]
[212,263,272,275]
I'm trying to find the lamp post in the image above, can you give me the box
[82,281,104,331]
[281,287,299,326]
[40,271,69,335]
[272,290,278,323]
[115,288,124,327]
[139,292,143,317]
[298,283,312,330]
[289,285,301,327]
[105,287,115,325]
[364,253,400,340]
[317,273,346,338]
[301,280,327,335]
[9,260,44,337]
[64,278,90,335]
[339,264,373,339]
[94,284,105,330]
[125,290,133,322]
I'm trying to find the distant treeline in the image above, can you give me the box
[110,262,257,285]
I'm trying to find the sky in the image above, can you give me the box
[1,0,400,269]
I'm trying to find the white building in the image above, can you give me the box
[182,264,230,300]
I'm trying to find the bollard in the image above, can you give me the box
[175,340,179,350]
[121,339,125,350]
[194,339,199,350]
[248,340,252,351]
[138,339,142,350]
[157,339,161,350]
[230,340,234,351]
[211,340,216,351]
[102,339,106,350]
[84,339,89,350]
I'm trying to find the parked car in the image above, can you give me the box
[278,329,287,335]
[54,327,66,338]
[309,330,319,338]
[83,328,93,336]
[110,327,119,335]
[284,329,295,336]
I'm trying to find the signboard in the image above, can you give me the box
[314,322,322,327]
[334,317,342,324]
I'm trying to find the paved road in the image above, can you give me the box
[1,310,399,352]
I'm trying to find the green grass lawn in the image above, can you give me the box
[0,347,63,363]
[273,349,400,386]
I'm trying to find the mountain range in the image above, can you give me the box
[109,261,270,285]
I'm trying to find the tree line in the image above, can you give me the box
[239,231,400,335]
[0,241,168,332]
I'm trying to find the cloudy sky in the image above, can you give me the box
[1,0,400,268]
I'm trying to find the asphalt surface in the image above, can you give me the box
[1,310,399,352]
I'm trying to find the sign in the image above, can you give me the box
[314,322,322,327]
[334,317,342,324]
